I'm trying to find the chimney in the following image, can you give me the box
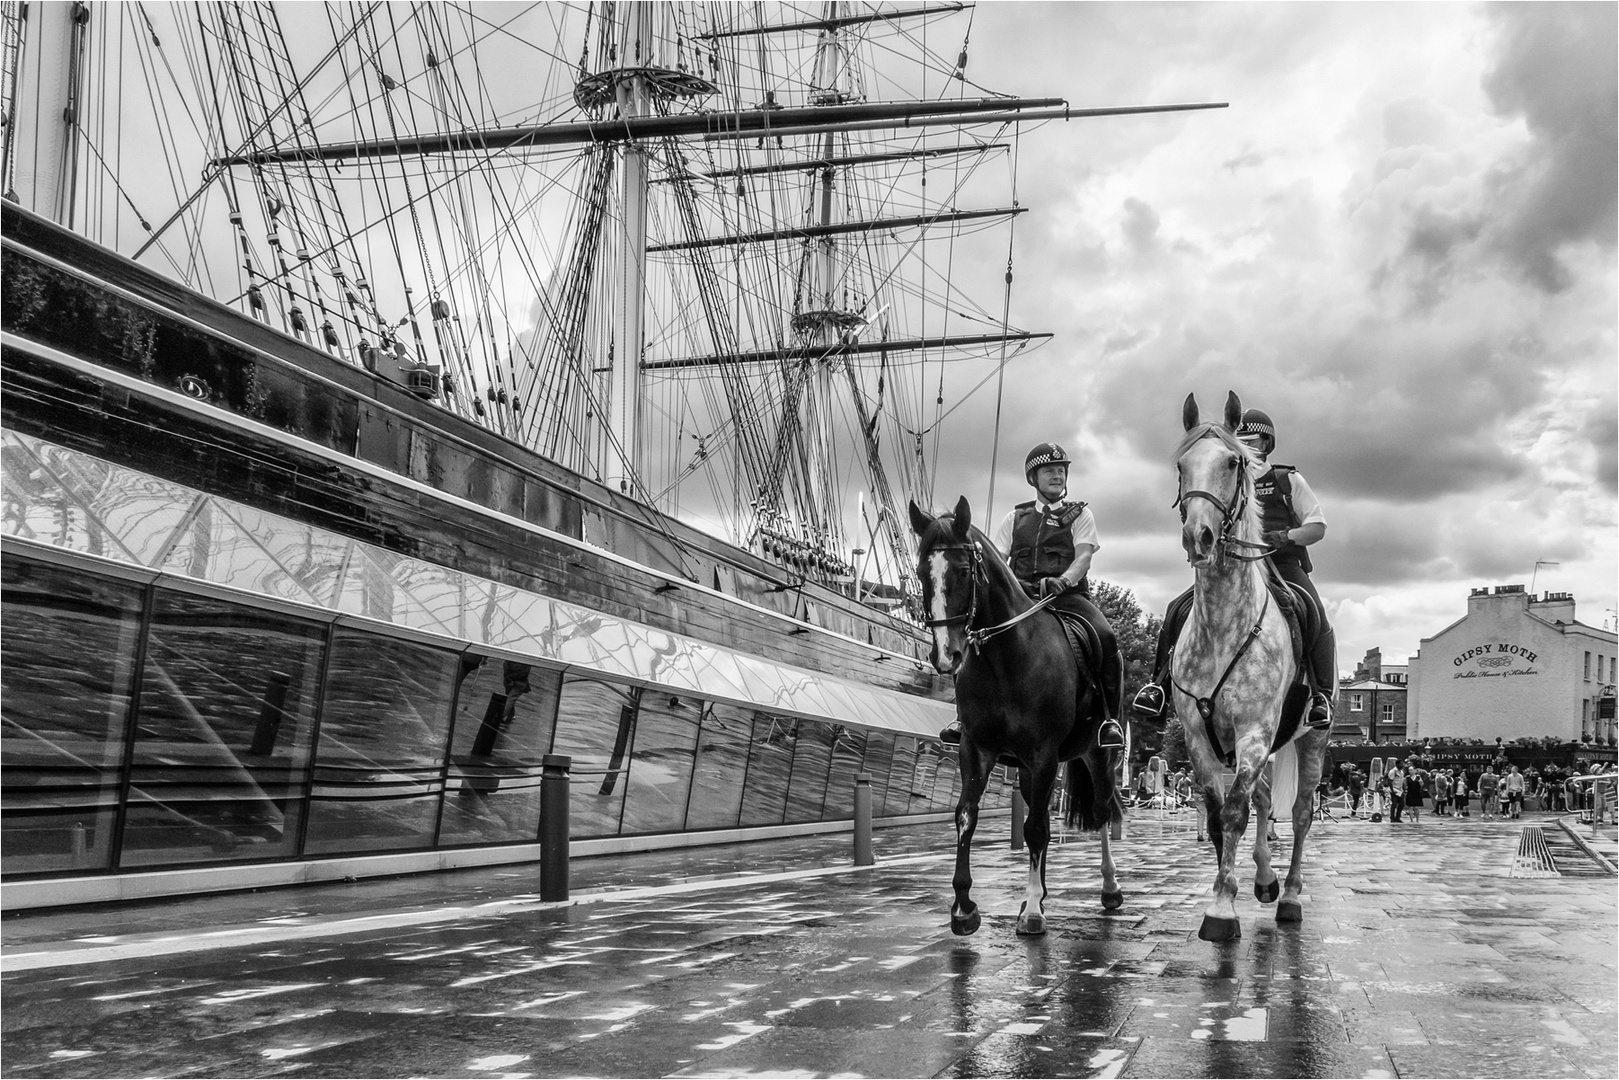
[1468,584,1531,615]
[1531,591,1577,625]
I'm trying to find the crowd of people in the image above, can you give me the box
[1321,757,1615,822]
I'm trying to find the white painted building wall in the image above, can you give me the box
[1408,587,1617,743]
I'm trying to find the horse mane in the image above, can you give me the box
[1175,423,1264,549]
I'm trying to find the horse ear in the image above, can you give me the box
[907,499,933,536]
[1224,391,1243,432]
[1182,392,1200,431]
[952,495,972,538]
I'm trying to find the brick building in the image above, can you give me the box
[1408,586,1618,744]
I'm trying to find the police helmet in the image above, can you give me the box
[1237,408,1275,451]
[1024,442,1071,485]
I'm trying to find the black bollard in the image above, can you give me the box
[1011,768,1025,851]
[540,754,571,901]
[853,772,874,866]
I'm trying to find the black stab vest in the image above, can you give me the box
[1255,464,1312,573]
[1008,500,1089,588]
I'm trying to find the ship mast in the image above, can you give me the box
[4,1,86,225]
[605,2,653,498]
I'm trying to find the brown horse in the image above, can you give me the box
[909,496,1123,937]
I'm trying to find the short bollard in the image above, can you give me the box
[853,772,874,866]
[1011,770,1025,851]
[540,754,571,902]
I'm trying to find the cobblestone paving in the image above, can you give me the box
[2,812,1614,1078]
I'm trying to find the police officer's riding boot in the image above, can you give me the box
[940,722,962,745]
[1131,683,1167,720]
[1305,625,1338,730]
[1098,647,1125,749]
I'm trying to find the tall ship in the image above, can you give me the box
[0,1,1214,906]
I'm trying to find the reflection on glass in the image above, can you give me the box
[121,591,324,866]
[303,630,457,855]
[907,742,941,815]
[438,656,561,847]
[685,703,749,830]
[883,737,918,817]
[739,713,794,827]
[784,719,834,823]
[551,675,635,837]
[619,693,699,835]
[861,733,895,818]
[930,749,961,812]
[1,555,142,874]
[822,726,868,821]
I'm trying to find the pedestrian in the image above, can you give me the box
[1347,767,1365,819]
[1387,761,1406,823]
[1479,766,1501,819]
[1504,765,1525,819]
[1405,761,1425,823]
[1434,767,1451,816]
[1453,770,1470,817]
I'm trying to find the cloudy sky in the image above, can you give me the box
[924,1,1617,670]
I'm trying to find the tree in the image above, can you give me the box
[1093,579,1167,762]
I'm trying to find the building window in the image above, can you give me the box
[1348,692,1364,712]
[1380,703,1395,724]
[1585,652,1592,680]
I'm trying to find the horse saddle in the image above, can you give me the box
[1051,609,1106,705]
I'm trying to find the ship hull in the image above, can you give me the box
[1,204,1001,907]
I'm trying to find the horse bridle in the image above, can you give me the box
[1174,481,1273,562]
[922,541,1056,652]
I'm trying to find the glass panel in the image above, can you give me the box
[931,749,961,812]
[822,726,868,821]
[784,720,835,823]
[303,629,457,855]
[685,703,750,831]
[618,693,700,835]
[907,742,944,815]
[883,737,919,817]
[550,676,635,838]
[1,555,142,875]
[738,713,794,827]
[120,591,324,867]
[438,657,561,847]
[861,733,895,819]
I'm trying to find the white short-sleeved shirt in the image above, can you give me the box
[1249,461,1326,526]
[992,501,1101,560]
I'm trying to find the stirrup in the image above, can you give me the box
[940,723,962,745]
[1305,692,1331,730]
[1098,718,1125,749]
[1131,683,1166,719]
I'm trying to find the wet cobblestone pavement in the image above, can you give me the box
[3,811,1614,1078]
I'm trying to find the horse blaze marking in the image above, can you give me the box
[928,551,951,655]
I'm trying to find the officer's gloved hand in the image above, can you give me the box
[1039,576,1069,598]
[1262,530,1293,550]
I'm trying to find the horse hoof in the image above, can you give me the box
[1101,888,1124,911]
[1276,899,1303,924]
[1198,915,1242,942]
[951,910,981,936]
[1016,913,1047,937]
[1255,879,1279,904]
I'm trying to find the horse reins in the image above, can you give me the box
[922,541,1058,652]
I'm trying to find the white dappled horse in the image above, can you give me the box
[1173,391,1330,942]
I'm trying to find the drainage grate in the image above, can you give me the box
[1510,826,1558,878]
[1544,825,1616,878]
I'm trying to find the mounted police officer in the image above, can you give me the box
[941,442,1126,750]
[1132,408,1337,730]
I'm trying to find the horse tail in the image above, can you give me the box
[1063,754,1124,833]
